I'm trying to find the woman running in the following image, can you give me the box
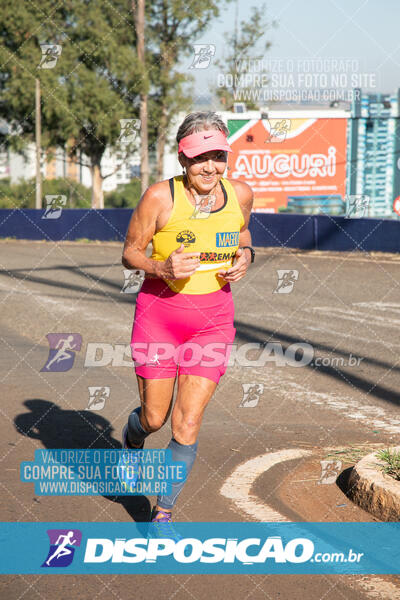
[121,111,254,524]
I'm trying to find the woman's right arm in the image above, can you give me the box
[122,183,200,279]
[122,184,164,277]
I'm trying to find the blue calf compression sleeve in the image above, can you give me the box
[127,407,150,446]
[157,437,198,510]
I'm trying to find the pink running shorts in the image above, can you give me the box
[130,279,236,383]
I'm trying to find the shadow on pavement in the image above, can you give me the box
[14,398,151,522]
[234,320,400,407]
[0,264,136,303]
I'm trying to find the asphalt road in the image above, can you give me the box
[1,240,400,599]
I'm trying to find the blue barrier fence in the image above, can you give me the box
[0,209,399,253]
[0,209,130,242]
[250,213,400,253]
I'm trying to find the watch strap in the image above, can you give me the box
[240,246,255,263]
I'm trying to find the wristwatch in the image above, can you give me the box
[240,246,255,263]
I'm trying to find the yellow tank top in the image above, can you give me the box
[151,175,245,294]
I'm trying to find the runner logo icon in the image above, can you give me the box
[38,44,62,69]
[189,44,216,69]
[274,270,299,294]
[86,386,110,411]
[40,333,82,372]
[239,383,264,407]
[121,269,144,293]
[42,529,82,568]
[42,195,67,219]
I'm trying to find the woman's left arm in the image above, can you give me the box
[218,180,254,282]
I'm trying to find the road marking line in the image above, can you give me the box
[286,384,400,435]
[238,309,398,348]
[353,302,400,314]
[243,364,400,436]
[356,578,400,599]
[220,450,400,599]
[220,448,312,522]
[312,306,400,329]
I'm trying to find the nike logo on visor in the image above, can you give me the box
[203,135,213,139]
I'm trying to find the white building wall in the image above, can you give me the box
[9,143,38,183]
[0,150,10,179]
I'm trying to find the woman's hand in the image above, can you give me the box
[217,248,250,282]
[157,244,200,280]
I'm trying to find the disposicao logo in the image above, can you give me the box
[42,529,82,568]
[83,535,314,564]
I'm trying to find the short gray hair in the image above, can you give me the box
[176,111,229,144]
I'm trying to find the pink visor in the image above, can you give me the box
[178,130,232,158]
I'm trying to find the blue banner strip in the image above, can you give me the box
[1,522,400,574]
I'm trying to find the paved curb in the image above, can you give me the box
[348,447,400,521]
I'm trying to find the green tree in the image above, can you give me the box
[214,4,277,111]
[0,0,145,208]
[146,0,232,179]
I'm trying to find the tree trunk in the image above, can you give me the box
[140,95,149,192]
[156,101,168,181]
[91,164,104,209]
[133,0,149,193]
[35,78,42,209]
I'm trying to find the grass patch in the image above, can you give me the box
[376,448,400,481]
[323,444,385,464]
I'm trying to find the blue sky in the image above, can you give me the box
[184,0,400,100]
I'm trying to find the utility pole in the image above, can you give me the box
[35,78,42,209]
[233,0,239,103]
[133,0,149,193]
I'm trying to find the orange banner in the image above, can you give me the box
[227,118,347,212]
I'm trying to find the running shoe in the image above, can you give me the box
[150,507,182,542]
[117,425,144,493]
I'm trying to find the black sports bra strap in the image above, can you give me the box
[207,179,228,213]
[219,180,227,204]
[169,177,174,202]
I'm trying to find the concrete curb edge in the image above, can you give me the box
[348,447,400,521]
